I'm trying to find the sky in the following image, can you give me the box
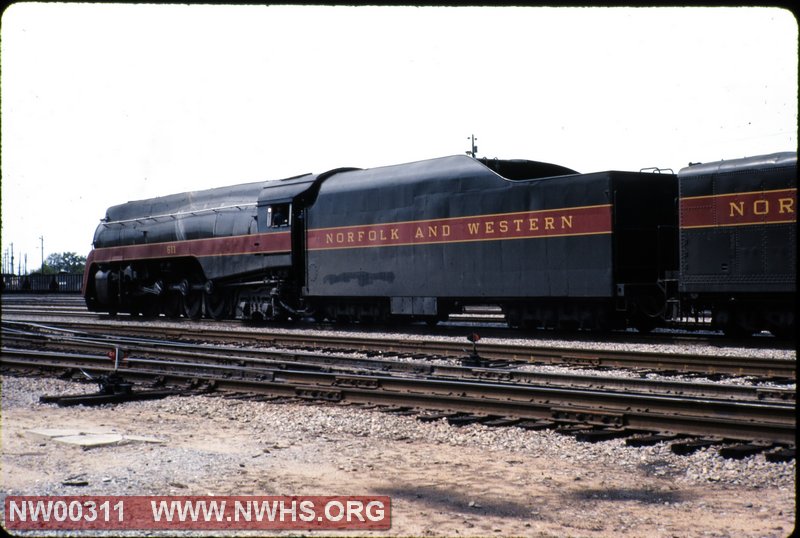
[1,4,797,273]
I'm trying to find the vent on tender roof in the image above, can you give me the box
[478,157,578,180]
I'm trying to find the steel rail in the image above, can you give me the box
[1,347,794,445]
[3,296,793,347]
[4,294,792,343]
[2,318,794,379]
[1,325,794,404]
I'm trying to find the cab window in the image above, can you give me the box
[267,204,291,228]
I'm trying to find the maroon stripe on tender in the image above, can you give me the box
[681,188,797,229]
[307,205,612,251]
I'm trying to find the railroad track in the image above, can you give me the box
[3,294,793,346]
[1,324,795,448]
[2,323,793,403]
[2,318,794,380]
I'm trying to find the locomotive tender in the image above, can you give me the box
[83,151,796,336]
[677,151,796,337]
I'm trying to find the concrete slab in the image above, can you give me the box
[122,435,166,444]
[27,428,164,448]
[26,428,117,440]
[53,433,125,448]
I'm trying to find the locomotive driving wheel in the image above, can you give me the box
[180,278,203,320]
[183,292,203,319]
[205,287,229,320]
[163,292,182,319]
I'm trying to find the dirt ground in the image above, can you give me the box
[1,375,795,537]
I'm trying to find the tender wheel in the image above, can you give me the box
[423,313,450,327]
[633,316,656,334]
[769,325,795,340]
[722,323,752,339]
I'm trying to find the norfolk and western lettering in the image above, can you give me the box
[680,188,796,229]
[307,204,612,250]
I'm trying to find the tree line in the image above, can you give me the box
[36,252,86,275]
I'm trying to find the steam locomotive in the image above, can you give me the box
[82,151,796,337]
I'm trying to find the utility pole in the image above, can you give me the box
[466,134,478,158]
[39,236,44,273]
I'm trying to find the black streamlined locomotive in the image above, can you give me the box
[82,151,796,337]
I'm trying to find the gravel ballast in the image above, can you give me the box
[1,374,795,537]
